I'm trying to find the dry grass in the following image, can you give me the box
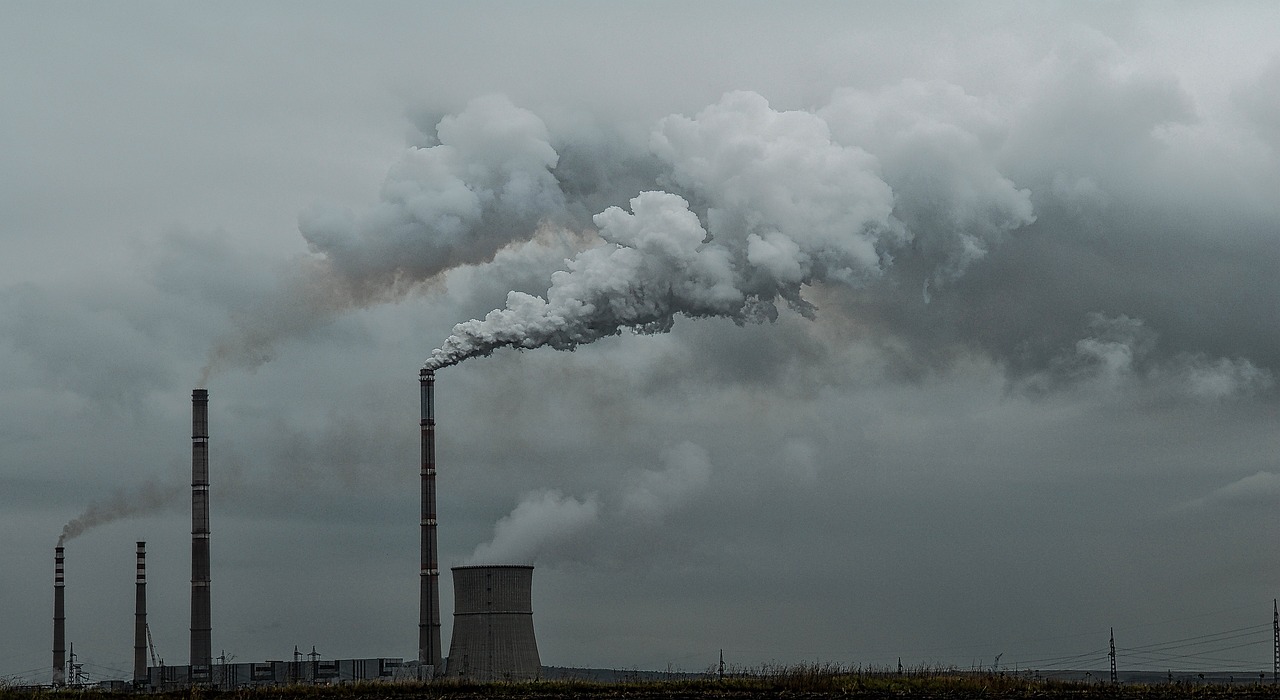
[9,665,1280,700]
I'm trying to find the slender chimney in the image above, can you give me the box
[419,369,442,673]
[191,389,212,678]
[52,546,65,687]
[134,541,147,688]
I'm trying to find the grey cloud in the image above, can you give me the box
[467,441,713,566]
[301,94,566,292]
[1186,471,1280,511]
[0,282,178,409]
[822,80,1035,290]
[1022,313,1274,399]
[1234,57,1280,154]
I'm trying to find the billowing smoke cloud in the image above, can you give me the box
[57,481,183,546]
[205,61,1274,393]
[466,489,600,565]
[201,95,573,381]
[426,91,1028,369]
[299,94,566,290]
[467,442,713,564]
[820,80,1036,296]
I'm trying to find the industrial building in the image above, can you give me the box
[139,657,411,690]
[48,371,544,688]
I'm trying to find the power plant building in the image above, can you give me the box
[140,658,411,691]
[446,565,541,681]
[41,374,556,690]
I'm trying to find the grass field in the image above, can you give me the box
[9,666,1280,700]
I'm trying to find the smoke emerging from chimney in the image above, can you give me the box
[201,87,1044,379]
[424,91,1033,369]
[57,482,183,547]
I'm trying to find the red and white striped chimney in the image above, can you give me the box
[134,541,147,688]
[52,546,65,687]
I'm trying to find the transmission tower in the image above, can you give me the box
[1109,628,1117,684]
[1272,599,1278,685]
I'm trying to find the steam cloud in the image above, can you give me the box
[57,482,183,546]
[424,91,1033,370]
[195,74,1272,391]
[467,442,712,564]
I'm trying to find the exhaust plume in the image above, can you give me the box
[424,93,880,369]
[57,482,182,546]
[201,94,570,381]
[425,91,1034,369]
[467,442,712,564]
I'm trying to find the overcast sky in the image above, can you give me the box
[3,1,1280,684]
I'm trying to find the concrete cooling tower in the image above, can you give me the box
[446,565,540,681]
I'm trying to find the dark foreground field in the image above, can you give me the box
[9,674,1280,700]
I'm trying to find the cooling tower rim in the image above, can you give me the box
[451,564,534,571]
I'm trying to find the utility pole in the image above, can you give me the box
[1109,628,1117,684]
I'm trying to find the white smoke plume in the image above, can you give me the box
[425,92,910,369]
[57,481,183,547]
[192,87,1043,377]
[467,442,713,564]
[466,489,600,565]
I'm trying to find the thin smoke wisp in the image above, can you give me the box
[57,482,183,546]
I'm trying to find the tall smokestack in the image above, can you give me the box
[419,368,442,674]
[52,546,65,687]
[191,389,212,679]
[134,541,147,688]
